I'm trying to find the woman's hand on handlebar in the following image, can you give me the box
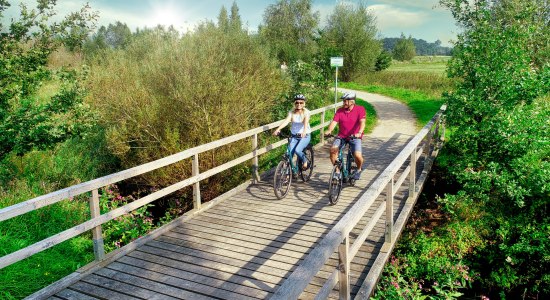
[273,129,280,136]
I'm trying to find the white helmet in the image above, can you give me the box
[340,92,356,100]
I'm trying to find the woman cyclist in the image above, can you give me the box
[273,94,312,171]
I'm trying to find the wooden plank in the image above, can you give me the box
[116,255,271,298]
[82,273,178,300]
[54,289,99,300]
[70,281,141,300]
[97,264,249,300]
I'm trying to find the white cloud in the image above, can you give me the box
[368,4,428,31]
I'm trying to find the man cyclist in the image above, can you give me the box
[324,92,366,180]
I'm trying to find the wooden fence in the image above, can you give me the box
[0,102,342,270]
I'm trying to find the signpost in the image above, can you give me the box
[330,57,343,111]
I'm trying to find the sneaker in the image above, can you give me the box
[332,172,341,180]
[353,170,362,180]
[302,160,309,170]
[292,173,298,180]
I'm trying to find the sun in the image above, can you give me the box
[148,3,184,29]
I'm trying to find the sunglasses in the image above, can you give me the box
[295,101,305,105]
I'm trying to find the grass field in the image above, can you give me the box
[354,56,454,98]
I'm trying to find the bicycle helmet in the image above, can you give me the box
[340,92,356,100]
[294,94,306,101]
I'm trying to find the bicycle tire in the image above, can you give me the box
[300,145,314,182]
[273,160,292,199]
[328,164,343,205]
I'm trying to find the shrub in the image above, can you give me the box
[87,24,290,191]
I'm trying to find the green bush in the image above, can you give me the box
[439,0,550,296]
[87,24,290,190]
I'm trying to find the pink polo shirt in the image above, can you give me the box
[333,105,366,138]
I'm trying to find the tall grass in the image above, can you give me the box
[355,56,454,98]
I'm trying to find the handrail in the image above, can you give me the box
[0,102,342,270]
[271,104,446,300]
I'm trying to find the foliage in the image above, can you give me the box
[439,0,550,296]
[217,1,243,33]
[0,0,98,160]
[383,37,452,56]
[259,0,319,63]
[99,185,156,252]
[393,33,417,61]
[87,24,290,189]
[0,193,93,300]
[321,0,381,81]
[375,50,392,71]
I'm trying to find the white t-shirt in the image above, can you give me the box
[289,109,312,135]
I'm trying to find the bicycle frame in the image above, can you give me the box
[335,137,356,182]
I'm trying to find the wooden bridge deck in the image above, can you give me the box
[44,139,422,299]
[45,129,421,300]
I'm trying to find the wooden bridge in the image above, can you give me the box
[0,90,446,299]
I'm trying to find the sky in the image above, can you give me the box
[2,0,459,47]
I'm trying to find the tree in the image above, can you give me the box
[259,0,319,63]
[229,1,242,32]
[321,1,381,80]
[440,0,549,296]
[392,33,416,61]
[0,0,97,159]
[375,50,392,71]
[217,6,230,31]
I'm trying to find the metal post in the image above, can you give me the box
[192,154,201,210]
[90,189,105,261]
[252,133,260,183]
[409,150,417,200]
[334,67,339,113]
[385,178,394,243]
[338,234,350,300]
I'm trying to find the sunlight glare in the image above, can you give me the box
[148,2,185,29]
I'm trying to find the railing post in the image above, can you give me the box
[338,234,350,300]
[321,108,326,144]
[252,133,260,183]
[385,177,394,243]
[89,189,105,261]
[409,150,417,200]
[192,154,201,210]
[424,127,433,156]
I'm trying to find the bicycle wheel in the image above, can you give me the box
[300,145,314,182]
[273,160,292,199]
[328,164,343,205]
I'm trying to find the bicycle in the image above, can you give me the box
[325,134,360,205]
[273,133,315,199]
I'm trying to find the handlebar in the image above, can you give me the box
[275,132,304,139]
[323,133,360,141]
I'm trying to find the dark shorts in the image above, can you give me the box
[332,137,362,154]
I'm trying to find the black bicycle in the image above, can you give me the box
[325,134,359,205]
[273,133,314,199]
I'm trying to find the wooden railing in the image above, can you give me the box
[271,105,446,300]
[0,102,342,270]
